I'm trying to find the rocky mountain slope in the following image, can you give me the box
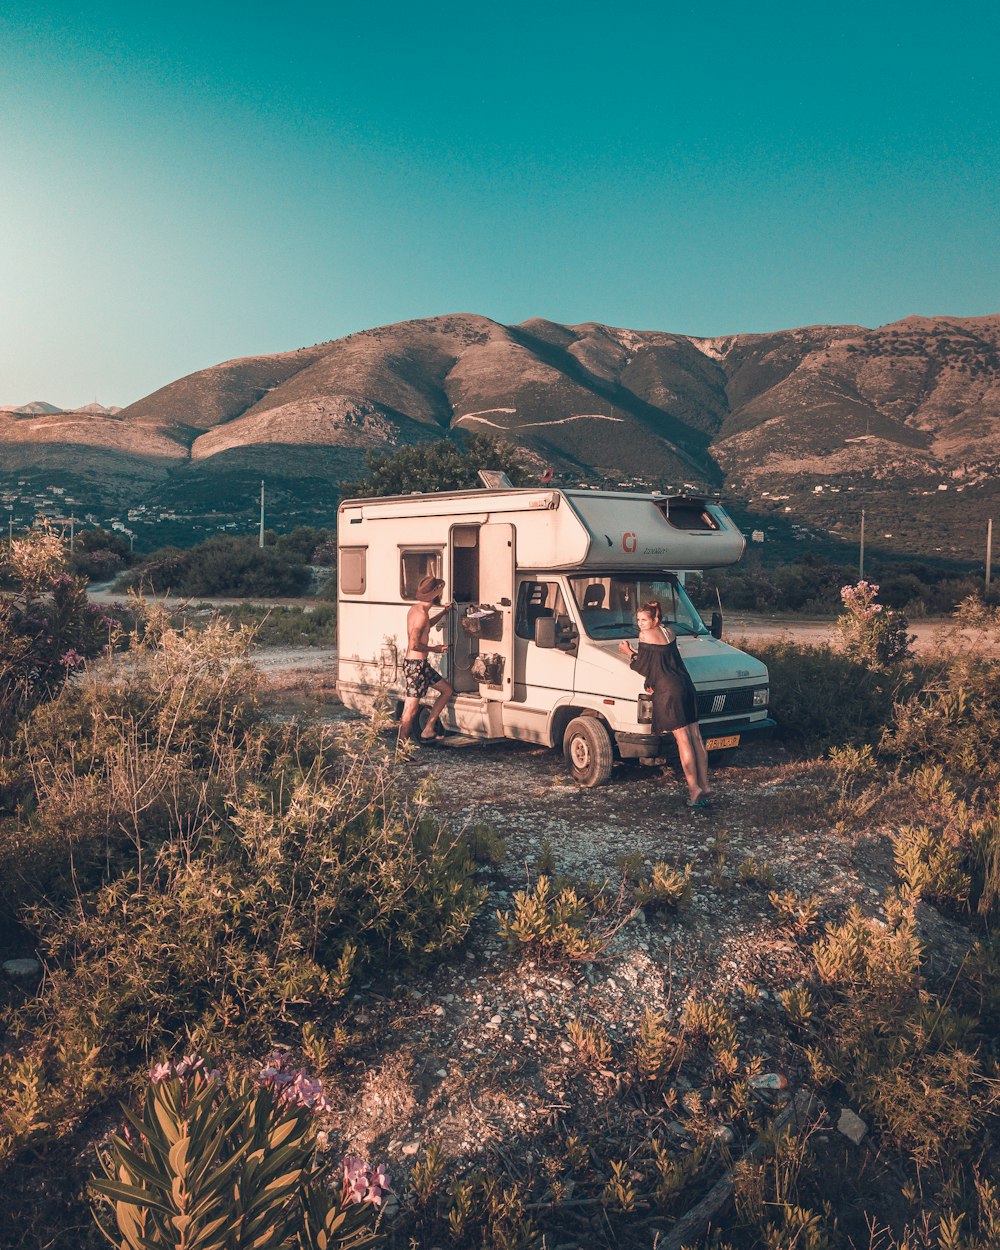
[2,313,997,557]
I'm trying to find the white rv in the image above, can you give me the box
[336,486,774,786]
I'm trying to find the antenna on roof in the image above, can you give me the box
[478,469,514,489]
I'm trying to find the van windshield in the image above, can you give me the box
[568,574,708,639]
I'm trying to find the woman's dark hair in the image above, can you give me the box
[640,599,662,622]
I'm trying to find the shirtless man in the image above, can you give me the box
[399,575,454,743]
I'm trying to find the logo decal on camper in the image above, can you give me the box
[622,532,637,553]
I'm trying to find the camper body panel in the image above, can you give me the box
[337,489,773,775]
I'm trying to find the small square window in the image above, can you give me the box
[340,547,366,595]
[400,549,442,599]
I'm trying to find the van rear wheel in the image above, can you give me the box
[563,716,614,788]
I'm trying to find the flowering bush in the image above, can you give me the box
[836,580,914,669]
[92,1055,388,1249]
[0,528,126,739]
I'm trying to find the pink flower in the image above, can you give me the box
[149,1061,173,1083]
[365,1162,390,1206]
[343,1156,368,1204]
[174,1054,204,1077]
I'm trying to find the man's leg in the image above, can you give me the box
[399,695,421,743]
[420,678,454,737]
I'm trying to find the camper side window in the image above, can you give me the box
[400,549,442,600]
[340,547,366,595]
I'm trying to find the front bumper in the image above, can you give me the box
[615,715,777,759]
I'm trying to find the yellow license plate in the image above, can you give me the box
[706,734,740,751]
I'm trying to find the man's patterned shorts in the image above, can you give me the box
[403,658,442,698]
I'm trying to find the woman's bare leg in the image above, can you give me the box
[689,725,710,796]
[672,727,702,801]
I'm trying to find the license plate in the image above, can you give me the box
[706,734,740,751]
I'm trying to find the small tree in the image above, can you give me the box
[343,434,531,498]
[836,581,913,669]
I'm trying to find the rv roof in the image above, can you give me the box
[338,487,713,510]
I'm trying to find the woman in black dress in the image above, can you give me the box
[619,600,710,806]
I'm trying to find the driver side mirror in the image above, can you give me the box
[534,615,578,650]
[710,611,723,640]
[535,616,557,648]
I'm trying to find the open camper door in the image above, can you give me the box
[476,522,515,702]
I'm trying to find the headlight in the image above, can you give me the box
[753,686,769,707]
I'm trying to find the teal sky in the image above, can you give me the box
[2,1,998,408]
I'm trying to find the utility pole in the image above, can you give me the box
[987,517,994,595]
[859,509,865,580]
[7,511,12,546]
[258,480,265,548]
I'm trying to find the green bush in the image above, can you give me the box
[117,536,312,598]
[737,637,900,748]
[496,876,629,962]
[0,614,265,923]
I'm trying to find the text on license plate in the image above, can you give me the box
[706,734,740,751]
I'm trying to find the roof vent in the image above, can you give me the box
[478,469,514,489]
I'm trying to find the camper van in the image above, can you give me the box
[336,486,774,786]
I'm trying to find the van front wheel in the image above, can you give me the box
[563,716,614,788]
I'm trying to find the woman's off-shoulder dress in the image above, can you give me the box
[629,638,698,733]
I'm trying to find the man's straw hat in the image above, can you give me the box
[416,575,445,603]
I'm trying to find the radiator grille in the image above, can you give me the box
[697,687,756,718]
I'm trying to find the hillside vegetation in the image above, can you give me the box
[2,312,998,556]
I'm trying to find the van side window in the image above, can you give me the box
[340,547,366,595]
[516,581,568,640]
[400,549,442,600]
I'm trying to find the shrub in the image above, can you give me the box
[881,654,1000,789]
[633,861,691,910]
[740,637,899,748]
[177,602,337,647]
[496,876,630,962]
[71,548,125,582]
[0,614,265,923]
[91,1057,387,1249]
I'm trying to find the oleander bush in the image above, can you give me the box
[91,1056,387,1250]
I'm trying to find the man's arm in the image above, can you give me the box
[429,602,452,627]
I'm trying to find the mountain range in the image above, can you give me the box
[2,313,997,559]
